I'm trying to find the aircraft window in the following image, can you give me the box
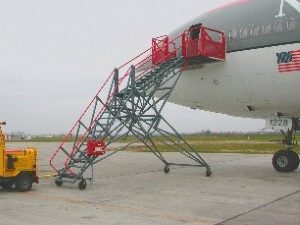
[240,27,248,38]
[274,20,283,32]
[262,24,271,34]
[251,25,260,36]
[287,18,296,31]
[229,29,237,40]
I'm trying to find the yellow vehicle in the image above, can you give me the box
[0,122,38,191]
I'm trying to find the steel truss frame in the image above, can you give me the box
[54,57,211,185]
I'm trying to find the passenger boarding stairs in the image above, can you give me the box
[50,26,226,189]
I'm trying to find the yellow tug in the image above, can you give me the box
[0,122,38,191]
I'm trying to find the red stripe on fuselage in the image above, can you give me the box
[209,0,253,12]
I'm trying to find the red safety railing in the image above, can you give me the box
[49,26,226,174]
[152,36,176,65]
[182,26,226,60]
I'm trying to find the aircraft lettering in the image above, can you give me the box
[276,0,300,17]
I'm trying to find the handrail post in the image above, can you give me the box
[130,65,136,110]
[200,27,206,56]
[152,38,156,65]
[222,33,226,60]
[164,36,169,61]
[130,65,135,88]
[182,32,186,58]
[113,68,119,94]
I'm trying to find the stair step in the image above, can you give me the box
[156,87,172,91]
[136,80,146,86]
[107,105,123,110]
[115,92,125,98]
[72,159,88,163]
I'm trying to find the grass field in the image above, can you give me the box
[8,133,300,154]
[116,133,300,154]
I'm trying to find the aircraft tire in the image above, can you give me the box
[289,150,300,171]
[272,150,299,172]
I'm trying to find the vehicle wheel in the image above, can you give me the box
[15,173,32,192]
[55,178,63,186]
[0,180,14,190]
[164,166,170,174]
[206,169,212,177]
[272,150,298,172]
[78,179,87,190]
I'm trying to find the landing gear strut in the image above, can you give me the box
[272,119,300,172]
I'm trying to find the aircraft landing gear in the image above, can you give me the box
[272,120,300,172]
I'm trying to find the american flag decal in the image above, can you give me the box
[276,50,300,73]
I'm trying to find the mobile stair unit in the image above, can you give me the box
[50,26,226,189]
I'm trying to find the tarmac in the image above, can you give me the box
[2,142,300,225]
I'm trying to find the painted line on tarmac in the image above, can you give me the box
[216,188,300,225]
[39,172,57,179]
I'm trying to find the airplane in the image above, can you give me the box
[50,0,300,189]
[164,0,300,173]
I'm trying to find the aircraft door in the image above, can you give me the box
[189,23,202,40]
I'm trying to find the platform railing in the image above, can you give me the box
[152,36,176,65]
[182,26,226,60]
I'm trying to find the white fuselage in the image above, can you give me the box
[169,43,300,119]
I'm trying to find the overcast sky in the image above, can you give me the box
[0,0,265,134]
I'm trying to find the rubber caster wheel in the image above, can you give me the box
[164,166,170,174]
[55,178,63,186]
[206,169,212,177]
[78,179,87,190]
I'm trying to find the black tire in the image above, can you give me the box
[289,150,300,171]
[272,150,299,172]
[78,179,87,190]
[164,166,170,174]
[55,178,63,186]
[15,173,32,192]
[206,169,212,177]
[0,180,14,190]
